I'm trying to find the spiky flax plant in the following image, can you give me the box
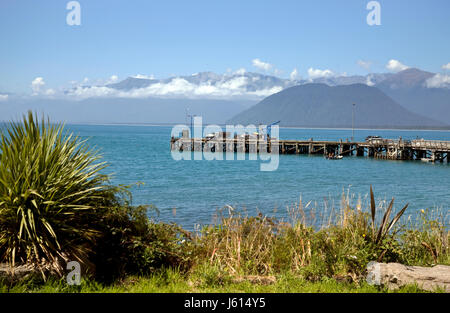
[0,112,117,276]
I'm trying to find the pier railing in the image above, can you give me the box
[365,138,450,151]
[410,139,450,150]
[171,136,450,162]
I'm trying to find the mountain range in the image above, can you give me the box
[1,68,449,127]
[105,71,392,93]
[107,71,297,92]
[103,68,449,125]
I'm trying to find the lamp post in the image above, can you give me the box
[186,108,196,138]
[352,103,355,141]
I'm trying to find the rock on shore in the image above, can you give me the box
[367,262,450,292]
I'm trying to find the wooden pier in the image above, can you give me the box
[170,135,450,163]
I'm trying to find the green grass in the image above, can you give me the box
[0,267,432,293]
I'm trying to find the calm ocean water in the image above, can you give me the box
[62,124,450,229]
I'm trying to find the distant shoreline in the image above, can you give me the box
[68,122,450,132]
[2,121,450,132]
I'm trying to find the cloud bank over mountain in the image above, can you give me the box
[4,57,447,103]
[2,64,449,126]
[17,68,446,102]
[64,73,286,100]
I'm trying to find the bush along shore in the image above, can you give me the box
[0,112,448,293]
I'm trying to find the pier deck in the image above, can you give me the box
[170,136,450,163]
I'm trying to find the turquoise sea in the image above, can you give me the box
[62,125,450,229]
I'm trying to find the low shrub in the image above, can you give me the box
[399,208,449,266]
[91,203,195,283]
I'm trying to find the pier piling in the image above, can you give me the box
[170,136,450,164]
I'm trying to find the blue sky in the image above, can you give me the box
[1,0,449,93]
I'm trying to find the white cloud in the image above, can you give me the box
[442,63,450,71]
[425,73,450,88]
[31,77,46,94]
[234,68,246,75]
[366,75,375,86]
[30,77,60,96]
[273,68,283,76]
[133,74,155,79]
[290,68,299,80]
[67,86,117,99]
[218,76,248,90]
[357,60,372,71]
[249,86,283,97]
[70,76,119,89]
[0,94,8,101]
[45,88,56,96]
[307,67,335,79]
[106,75,119,84]
[386,59,409,72]
[65,75,283,100]
[252,59,272,71]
